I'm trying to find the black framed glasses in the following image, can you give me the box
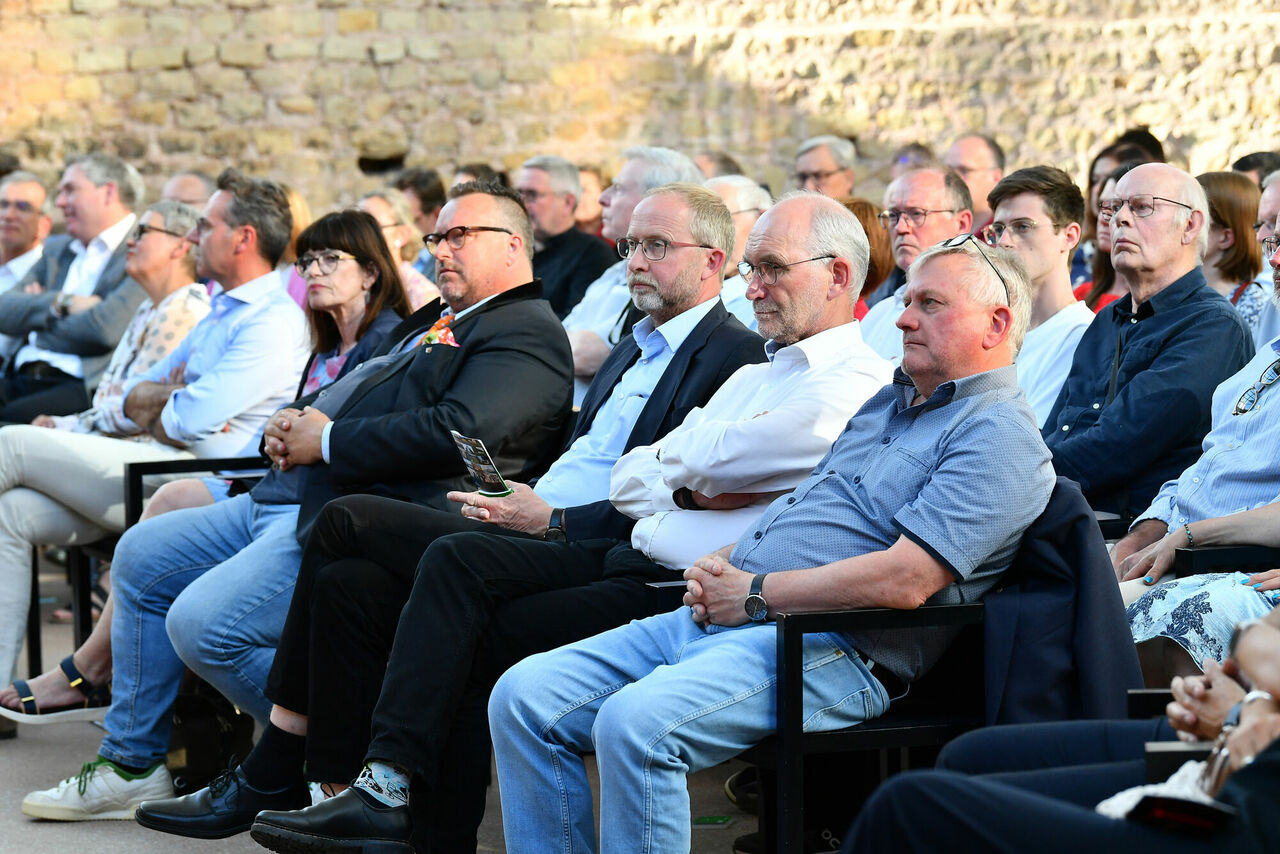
[295,251,358,276]
[129,222,186,242]
[940,233,1010,306]
[878,208,957,229]
[616,237,712,262]
[424,225,513,256]
[1263,235,1280,258]
[0,199,38,215]
[737,255,835,286]
[515,189,556,204]
[1234,358,1280,415]
[793,169,843,185]
[1098,194,1193,223]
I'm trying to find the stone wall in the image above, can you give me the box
[1,0,1276,210]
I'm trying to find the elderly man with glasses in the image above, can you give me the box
[1042,163,1253,525]
[859,166,974,363]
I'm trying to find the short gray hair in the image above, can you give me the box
[521,155,582,198]
[360,187,417,230]
[0,170,53,216]
[216,167,293,267]
[622,146,704,191]
[797,135,857,169]
[1171,170,1211,261]
[644,183,734,274]
[775,190,869,302]
[71,153,144,210]
[908,240,1032,356]
[145,199,199,275]
[704,175,772,214]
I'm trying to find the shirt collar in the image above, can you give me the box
[1112,266,1207,320]
[630,295,719,357]
[0,242,43,279]
[765,320,867,369]
[217,270,285,304]
[892,363,1019,409]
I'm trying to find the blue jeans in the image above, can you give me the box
[101,494,302,768]
[489,608,889,854]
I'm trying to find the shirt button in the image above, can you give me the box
[1061,425,1070,432]
[881,436,891,444]
[1193,477,1199,483]
[786,496,796,504]
[754,531,762,540]
[853,476,861,484]
[1092,403,1100,410]
[1130,317,1137,324]
[827,469,835,475]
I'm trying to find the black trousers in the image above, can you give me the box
[0,372,90,422]
[264,494,674,853]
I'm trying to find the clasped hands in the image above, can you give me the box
[264,406,330,470]
[683,552,753,627]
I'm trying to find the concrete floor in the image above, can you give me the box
[0,566,758,853]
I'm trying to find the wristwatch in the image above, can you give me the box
[544,507,567,542]
[744,573,769,621]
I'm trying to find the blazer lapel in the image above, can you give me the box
[90,241,130,296]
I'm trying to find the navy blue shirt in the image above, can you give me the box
[1042,267,1254,517]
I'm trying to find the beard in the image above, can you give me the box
[628,268,701,321]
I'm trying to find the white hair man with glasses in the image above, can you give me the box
[18,181,574,820]
[514,155,616,319]
[793,135,857,198]
[488,228,1053,854]
[985,166,1095,427]
[1044,162,1253,526]
[860,166,973,363]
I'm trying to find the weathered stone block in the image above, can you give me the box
[380,9,416,33]
[370,39,404,64]
[76,46,128,73]
[220,42,267,68]
[112,133,146,158]
[198,11,234,35]
[405,38,440,62]
[363,93,394,121]
[278,96,316,115]
[268,41,319,61]
[222,93,265,121]
[141,69,197,98]
[186,43,217,66]
[383,63,421,90]
[472,68,501,90]
[101,73,139,97]
[99,12,147,37]
[28,0,70,13]
[337,8,377,33]
[148,13,188,38]
[70,0,116,11]
[65,75,102,100]
[130,45,186,70]
[0,50,33,73]
[20,78,62,104]
[34,48,73,76]
[322,36,365,62]
[204,128,249,157]
[291,14,323,36]
[253,128,294,155]
[197,67,249,94]
[158,131,201,154]
[175,101,219,129]
[128,101,169,124]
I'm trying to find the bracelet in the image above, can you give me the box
[1184,522,1194,549]
[1243,689,1275,708]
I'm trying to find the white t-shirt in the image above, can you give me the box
[1016,300,1095,427]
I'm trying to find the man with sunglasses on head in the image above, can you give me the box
[20,180,573,821]
[860,166,973,363]
[985,166,1094,427]
[1043,163,1253,524]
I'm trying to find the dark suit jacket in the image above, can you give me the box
[982,477,1144,724]
[275,281,573,540]
[561,299,766,542]
[0,231,147,390]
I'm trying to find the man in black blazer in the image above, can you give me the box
[22,182,573,821]
[134,184,765,842]
[0,153,149,421]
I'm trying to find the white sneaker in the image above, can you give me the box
[22,758,173,820]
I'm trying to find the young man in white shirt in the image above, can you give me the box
[985,166,1095,427]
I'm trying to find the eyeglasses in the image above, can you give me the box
[295,251,358,276]
[940,233,1010,306]
[129,222,186,242]
[616,237,712,262]
[1234,358,1280,415]
[1097,195,1192,223]
[793,169,844,186]
[1263,235,1280,257]
[515,189,556,204]
[0,199,38,214]
[424,225,513,255]
[982,219,1045,245]
[878,208,958,229]
[737,255,835,286]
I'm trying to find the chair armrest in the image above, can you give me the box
[644,580,687,612]
[1097,517,1132,540]
[124,456,270,527]
[1128,688,1173,719]
[1173,545,1280,578]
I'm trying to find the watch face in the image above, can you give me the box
[544,527,566,542]
[745,594,767,621]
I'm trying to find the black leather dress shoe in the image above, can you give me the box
[250,786,413,853]
[135,766,309,839]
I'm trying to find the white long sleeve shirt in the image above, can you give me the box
[610,320,893,569]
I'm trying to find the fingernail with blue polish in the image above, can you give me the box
[1253,583,1263,589]
[1143,576,1154,584]
[1241,578,1252,585]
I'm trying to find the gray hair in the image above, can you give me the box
[360,187,417,230]
[521,155,582,199]
[643,184,735,273]
[775,190,870,303]
[71,153,144,210]
[215,168,293,267]
[144,199,199,275]
[797,135,857,169]
[622,146,704,191]
[0,170,53,216]
[909,240,1033,356]
[704,175,773,214]
[1171,170,1211,261]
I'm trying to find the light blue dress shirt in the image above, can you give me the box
[533,297,719,508]
[119,272,309,457]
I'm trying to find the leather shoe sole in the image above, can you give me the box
[251,787,413,854]
[135,767,308,840]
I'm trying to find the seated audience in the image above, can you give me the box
[562,146,704,404]
[704,173,772,329]
[0,153,149,421]
[1195,171,1266,332]
[695,150,745,178]
[484,237,1052,854]
[451,162,507,188]
[393,166,446,282]
[985,166,1093,426]
[1074,160,1147,311]
[18,180,572,820]
[159,170,215,208]
[174,191,894,853]
[944,132,1005,234]
[0,171,53,297]
[515,155,617,318]
[888,141,936,180]
[574,164,607,237]
[860,166,973,362]
[793,135,857,197]
[1231,150,1280,188]
[356,188,439,310]
[840,197,895,319]
[1073,142,1157,287]
[1043,163,1253,519]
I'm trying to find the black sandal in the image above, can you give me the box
[0,655,110,725]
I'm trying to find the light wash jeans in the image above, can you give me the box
[489,608,889,854]
[100,494,302,768]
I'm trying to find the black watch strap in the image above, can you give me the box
[545,507,567,541]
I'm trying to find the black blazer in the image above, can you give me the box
[279,281,573,540]
[562,299,766,542]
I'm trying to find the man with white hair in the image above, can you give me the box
[705,174,772,329]
[515,155,616,318]
[793,135,857,198]
[1043,163,1253,519]
[489,227,1055,854]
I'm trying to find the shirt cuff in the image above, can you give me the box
[321,421,333,463]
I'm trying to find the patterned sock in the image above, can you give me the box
[353,761,410,807]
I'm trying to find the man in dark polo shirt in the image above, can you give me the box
[516,155,617,318]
